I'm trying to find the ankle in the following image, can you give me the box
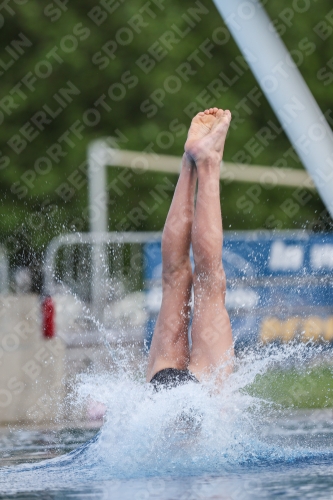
[196,152,221,170]
[183,152,196,169]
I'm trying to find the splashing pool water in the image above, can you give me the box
[1,343,333,500]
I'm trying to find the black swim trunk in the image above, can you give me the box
[150,368,199,392]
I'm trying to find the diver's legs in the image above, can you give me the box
[187,109,234,381]
[146,155,197,382]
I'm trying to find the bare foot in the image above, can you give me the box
[185,108,231,165]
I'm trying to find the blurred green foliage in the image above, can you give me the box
[1,0,333,269]
[246,364,333,409]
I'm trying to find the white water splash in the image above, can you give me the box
[1,342,332,495]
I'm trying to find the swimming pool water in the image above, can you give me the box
[1,412,333,500]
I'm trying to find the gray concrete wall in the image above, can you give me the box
[0,294,146,426]
[0,295,65,425]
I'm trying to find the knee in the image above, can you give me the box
[162,260,192,288]
[194,264,226,293]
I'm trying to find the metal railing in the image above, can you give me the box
[44,232,161,323]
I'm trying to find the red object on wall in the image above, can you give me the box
[42,296,55,338]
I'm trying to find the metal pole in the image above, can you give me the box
[99,147,314,189]
[87,141,109,322]
[88,140,109,234]
[212,0,333,217]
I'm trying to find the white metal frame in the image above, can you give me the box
[44,231,162,321]
[87,143,314,235]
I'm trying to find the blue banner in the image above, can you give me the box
[144,232,333,349]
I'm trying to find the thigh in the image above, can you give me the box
[188,276,234,381]
[146,270,191,382]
